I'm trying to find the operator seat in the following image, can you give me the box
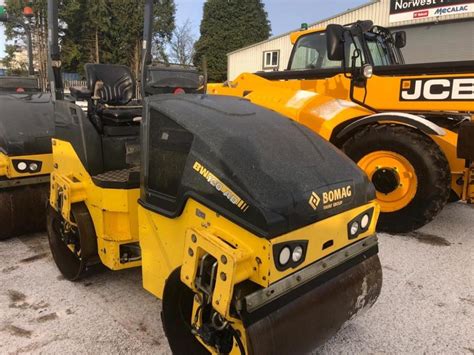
[84,63,142,126]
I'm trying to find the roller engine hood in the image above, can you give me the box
[0,93,54,156]
[142,95,376,238]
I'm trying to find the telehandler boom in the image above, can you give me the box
[46,2,383,354]
[209,21,474,233]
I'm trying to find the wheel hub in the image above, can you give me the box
[358,151,418,213]
[372,168,400,194]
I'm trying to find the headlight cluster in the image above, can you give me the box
[273,241,308,271]
[348,208,374,240]
[12,159,42,174]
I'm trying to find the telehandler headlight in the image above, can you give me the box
[362,64,373,79]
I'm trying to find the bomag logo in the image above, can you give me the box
[400,77,474,101]
[193,161,249,212]
[309,185,352,211]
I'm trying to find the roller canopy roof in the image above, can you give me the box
[142,95,375,238]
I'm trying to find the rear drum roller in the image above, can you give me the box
[343,125,450,233]
[47,203,98,281]
[0,183,49,240]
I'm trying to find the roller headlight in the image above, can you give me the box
[29,162,39,172]
[17,162,27,171]
[274,241,308,271]
[279,247,291,266]
[292,246,304,263]
[12,159,42,174]
[361,214,370,229]
[350,221,359,237]
[348,208,374,240]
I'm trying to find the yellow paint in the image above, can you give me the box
[0,152,53,179]
[140,197,378,354]
[358,151,418,212]
[209,69,471,204]
[50,139,140,271]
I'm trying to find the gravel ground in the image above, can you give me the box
[0,202,473,354]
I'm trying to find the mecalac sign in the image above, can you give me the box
[389,0,474,22]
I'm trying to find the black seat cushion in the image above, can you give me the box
[85,63,135,106]
[101,107,142,124]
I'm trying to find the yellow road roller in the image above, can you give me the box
[0,6,54,240]
[0,76,54,240]
[46,1,383,353]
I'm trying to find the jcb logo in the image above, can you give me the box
[400,77,474,101]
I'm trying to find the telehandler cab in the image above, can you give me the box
[209,21,474,233]
[46,1,383,353]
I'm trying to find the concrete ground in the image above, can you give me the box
[0,202,473,355]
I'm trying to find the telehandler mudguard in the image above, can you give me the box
[458,121,474,161]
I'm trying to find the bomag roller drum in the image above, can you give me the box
[0,183,49,240]
[0,92,54,240]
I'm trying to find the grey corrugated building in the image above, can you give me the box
[227,0,474,79]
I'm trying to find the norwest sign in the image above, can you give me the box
[389,0,474,22]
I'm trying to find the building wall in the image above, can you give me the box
[398,20,474,63]
[227,0,474,80]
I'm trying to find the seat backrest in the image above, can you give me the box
[85,63,135,106]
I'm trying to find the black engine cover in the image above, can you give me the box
[141,95,375,239]
[0,93,54,156]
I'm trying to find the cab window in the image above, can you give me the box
[290,32,363,70]
[290,32,342,70]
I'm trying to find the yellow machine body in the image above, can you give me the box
[49,139,141,271]
[209,74,468,202]
[140,199,379,354]
[0,152,53,180]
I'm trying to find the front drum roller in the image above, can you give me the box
[0,183,49,240]
[47,203,98,281]
[162,255,382,355]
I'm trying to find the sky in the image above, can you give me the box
[0,0,368,58]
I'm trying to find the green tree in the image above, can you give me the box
[60,0,175,76]
[194,0,271,82]
[1,43,28,75]
[3,0,49,85]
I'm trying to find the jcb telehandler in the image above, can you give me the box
[209,21,474,233]
[46,1,383,353]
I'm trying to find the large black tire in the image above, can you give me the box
[342,124,451,233]
[162,268,209,355]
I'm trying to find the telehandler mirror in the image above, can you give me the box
[394,31,407,48]
[326,24,345,61]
